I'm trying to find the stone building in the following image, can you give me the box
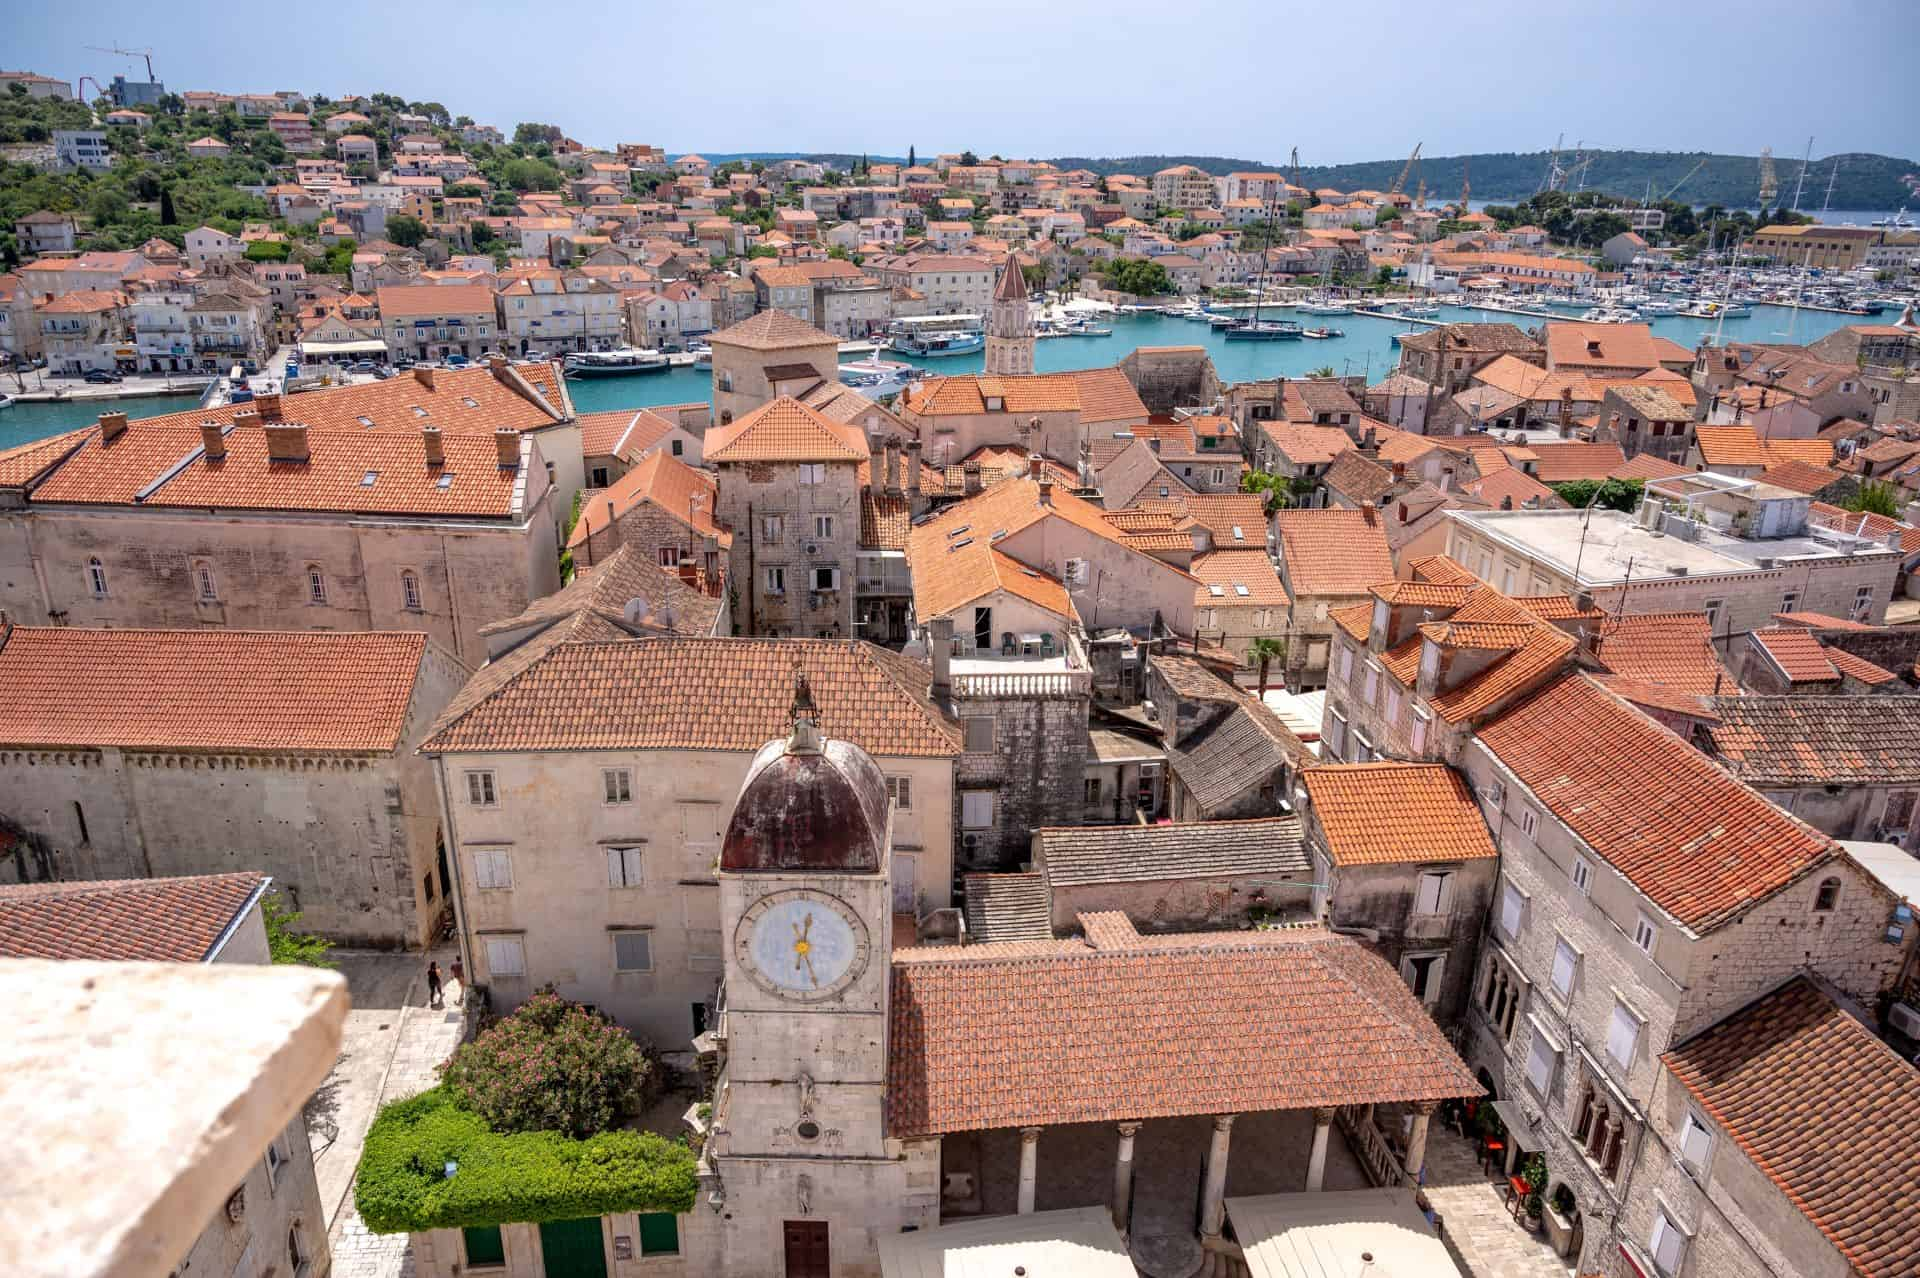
[567,449,728,582]
[896,367,1149,470]
[0,364,577,669]
[0,872,334,1278]
[1272,508,1395,690]
[1298,763,1499,1024]
[1116,345,1219,415]
[707,310,842,424]
[708,396,869,638]
[1696,696,1920,846]
[1027,816,1310,935]
[0,627,466,948]
[422,637,958,1046]
[982,257,1034,376]
[1459,671,1913,1275]
[1396,322,1542,394]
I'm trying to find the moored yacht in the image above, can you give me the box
[562,347,670,376]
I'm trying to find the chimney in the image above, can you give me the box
[495,428,522,469]
[200,421,226,460]
[488,353,509,378]
[1500,494,1515,510]
[1028,452,1043,479]
[1391,460,1406,480]
[885,440,902,496]
[906,440,923,506]
[1077,438,1094,488]
[869,440,886,497]
[1397,503,1408,523]
[678,558,699,587]
[929,615,953,699]
[1038,479,1053,506]
[963,460,982,496]
[414,364,436,391]
[422,425,445,467]
[254,391,282,422]
[98,411,129,444]
[1190,525,1210,552]
[264,421,310,463]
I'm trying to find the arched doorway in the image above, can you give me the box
[1546,1180,1584,1261]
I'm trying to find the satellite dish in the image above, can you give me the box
[623,595,651,626]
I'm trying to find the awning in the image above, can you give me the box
[875,1206,1132,1277]
[1490,1098,1547,1152]
[299,339,388,357]
[1227,1187,1463,1277]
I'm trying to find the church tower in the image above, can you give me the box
[702,675,936,1275]
[984,258,1034,376]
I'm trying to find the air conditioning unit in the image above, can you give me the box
[962,833,979,850]
[804,541,819,556]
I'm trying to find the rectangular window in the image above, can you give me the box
[798,462,826,485]
[1525,1026,1558,1095]
[887,775,912,811]
[1499,880,1525,939]
[1633,912,1657,954]
[195,562,218,602]
[465,770,497,807]
[1852,584,1874,620]
[1410,708,1430,754]
[1608,1001,1641,1068]
[607,845,643,887]
[964,717,994,752]
[763,565,786,594]
[1571,855,1592,895]
[811,566,839,592]
[1650,1211,1685,1276]
[1703,597,1724,630]
[463,1225,507,1268]
[1414,871,1453,916]
[1326,710,1347,758]
[814,514,833,538]
[1338,644,1354,684]
[484,936,524,977]
[659,546,680,568]
[603,768,632,804]
[1679,1111,1713,1175]
[612,931,653,972]
[307,566,328,604]
[637,1212,680,1257]
[1551,938,1578,998]
[761,514,784,543]
[1519,806,1538,838]
[472,848,513,890]
[1780,589,1800,615]
[1384,687,1403,726]
[1362,663,1379,705]
[961,789,995,828]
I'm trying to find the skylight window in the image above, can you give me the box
[947,525,971,538]
[436,472,454,489]
[1231,524,1244,540]
[462,396,479,408]
[1235,584,1250,596]
[355,415,374,427]
[411,406,429,418]
[361,470,378,487]
[949,537,973,551]
[1208,584,1225,596]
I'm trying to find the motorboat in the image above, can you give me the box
[1639,299,1683,316]
[888,315,985,357]
[1401,304,1441,319]
[562,347,670,376]
[1302,327,1344,339]
[691,344,712,369]
[1298,299,1351,315]
[837,353,918,397]
[1389,331,1420,346]
[1578,307,1640,324]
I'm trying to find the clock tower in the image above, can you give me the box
[705,674,932,1276]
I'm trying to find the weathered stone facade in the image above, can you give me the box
[716,457,863,638]
[952,680,1090,877]
[1119,346,1219,414]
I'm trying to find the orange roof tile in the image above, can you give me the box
[1545,321,1663,372]
[1478,673,1836,931]
[1304,763,1497,865]
[704,395,869,463]
[568,450,724,549]
[1594,612,1737,696]
[0,873,270,963]
[1608,453,1691,482]
[708,309,839,351]
[1750,627,1844,683]
[1526,441,1628,483]
[1274,508,1395,598]
[0,427,91,488]
[1191,549,1289,608]
[0,628,432,753]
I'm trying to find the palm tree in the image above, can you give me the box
[1249,637,1288,698]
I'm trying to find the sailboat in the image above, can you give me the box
[1224,193,1302,341]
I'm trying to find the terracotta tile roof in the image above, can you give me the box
[1663,977,1920,1278]
[704,395,869,463]
[1167,696,1309,812]
[0,427,91,488]
[478,543,720,640]
[1603,382,1689,422]
[1822,645,1900,686]
[1749,627,1846,684]
[1695,426,1834,470]
[577,408,650,457]
[1375,588,1575,724]
[568,450,723,550]
[1274,509,1394,598]
[0,628,431,753]
[1323,451,1398,505]
[1512,594,1604,622]
[1408,554,1482,586]
[1545,322,1662,372]
[1068,366,1150,425]
[1151,652,1239,702]
[1182,494,1270,544]
[375,282,495,316]
[1330,601,1373,643]
[886,920,1480,1137]
[1477,673,1837,931]
[0,873,269,962]
[422,636,961,757]
[1460,463,1562,509]
[1590,673,1720,722]
[1266,422,1355,468]
[960,872,1052,943]
[1037,816,1307,886]
[1608,453,1691,482]
[1771,610,1877,631]
[1098,438,1196,508]
[1192,549,1289,608]
[859,487,911,551]
[1525,441,1628,483]
[1702,697,1920,785]
[708,309,838,351]
[1809,502,1920,556]
[1304,763,1498,865]
[903,372,1087,418]
[1593,613,1737,696]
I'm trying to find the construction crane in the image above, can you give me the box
[1757,147,1778,206]
[1459,158,1471,210]
[1289,146,1302,196]
[1662,157,1709,203]
[1388,143,1423,197]
[1413,176,1426,209]
[87,45,156,82]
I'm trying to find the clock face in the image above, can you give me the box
[734,889,871,1002]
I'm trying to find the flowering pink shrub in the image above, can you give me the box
[439,989,655,1138]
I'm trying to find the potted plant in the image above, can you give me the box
[1518,1153,1547,1231]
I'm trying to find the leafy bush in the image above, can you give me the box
[263,891,334,968]
[353,1086,698,1233]
[1550,477,1643,513]
[439,990,656,1139]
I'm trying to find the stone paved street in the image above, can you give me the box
[1421,1123,1575,1278]
[321,945,467,1278]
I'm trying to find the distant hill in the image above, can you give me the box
[1047,150,1920,210]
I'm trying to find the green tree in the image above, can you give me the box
[387,213,428,247]
[1374,265,1395,287]
[512,121,563,147]
[1307,365,1336,379]
[1104,256,1173,296]
[439,990,657,1140]
[1550,477,1644,513]
[244,239,291,262]
[1846,480,1901,517]
[262,891,334,968]
[1249,636,1288,697]
[1021,262,1048,292]
[907,145,916,168]
[959,150,978,166]
[322,239,357,275]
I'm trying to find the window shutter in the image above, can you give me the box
[1551,940,1576,996]
[1608,1003,1639,1066]
[1680,1115,1711,1169]
[1500,882,1524,937]
[1525,1031,1554,1093]
[622,846,643,885]
[1651,1214,1682,1271]
[485,937,524,976]
[607,846,624,886]
[1411,711,1429,753]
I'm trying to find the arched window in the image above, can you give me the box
[306,565,328,605]
[401,570,422,611]
[86,557,108,598]
[193,559,218,602]
[1814,877,1841,912]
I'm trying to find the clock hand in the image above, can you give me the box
[801,951,819,987]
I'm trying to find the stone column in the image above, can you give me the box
[1405,1101,1436,1182]
[1305,1107,1337,1191]
[1112,1121,1143,1233]
[1017,1126,1042,1215]
[1198,1113,1237,1239]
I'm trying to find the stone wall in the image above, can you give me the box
[1119,347,1220,414]
[716,459,862,637]
[1049,872,1311,935]
[1320,856,1495,1026]
[170,1114,329,1278]
[952,688,1089,875]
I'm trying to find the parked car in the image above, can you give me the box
[83,369,124,384]
[445,354,470,369]
[351,360,377,373]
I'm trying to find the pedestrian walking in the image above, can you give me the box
[449,956,465,1006]
[426,960,443,1008]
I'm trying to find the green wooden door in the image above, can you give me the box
[538,1217,608,1278]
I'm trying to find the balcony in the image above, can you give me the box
[947,629,1093,698]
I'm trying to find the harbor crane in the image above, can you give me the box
[87,45,157,82]
[1757,147,1778,205]
[1662,157,1709,203]
[1459,157,1471,210]
[1388,143,1423,197]
[1290,146,1302,196]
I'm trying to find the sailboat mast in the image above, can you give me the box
[1790,136,1813,212]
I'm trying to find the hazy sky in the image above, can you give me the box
[17,0,1916,163]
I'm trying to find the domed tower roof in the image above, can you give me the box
[720,671,890,874]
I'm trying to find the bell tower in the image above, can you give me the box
[984,258,1034,376]
[702,674,934,1274]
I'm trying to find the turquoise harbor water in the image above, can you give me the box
[0,303,1874,451]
